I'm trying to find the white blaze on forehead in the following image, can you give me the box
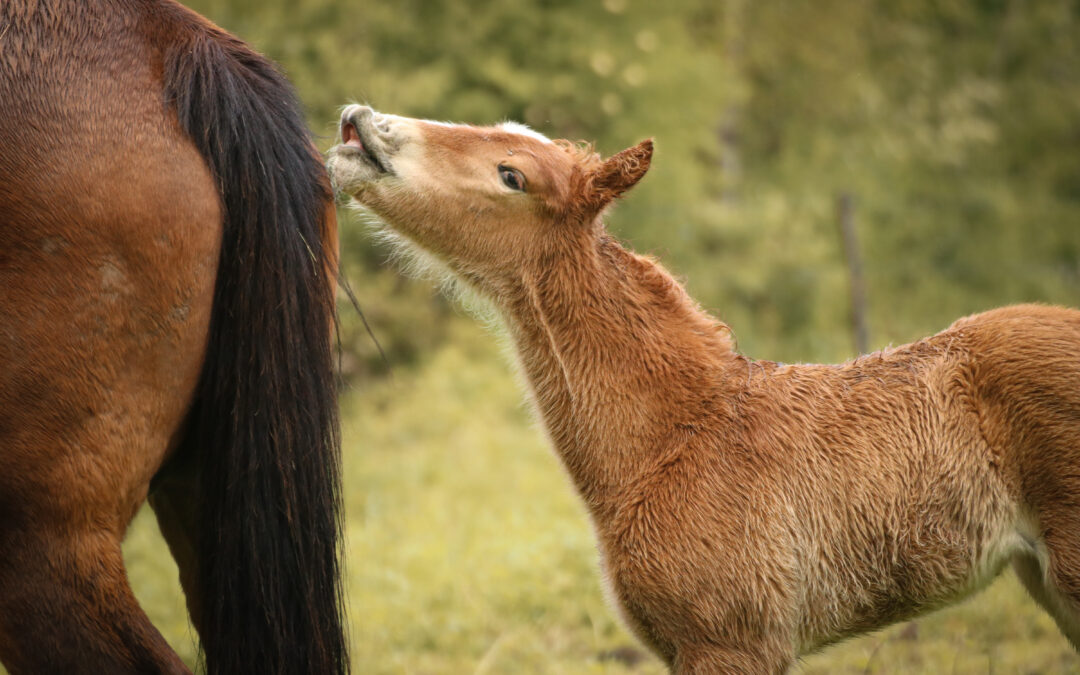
[498,121,552,144]
[417,119,463,128]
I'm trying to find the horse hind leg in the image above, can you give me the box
[0,525,189,674]
[147,444,205,636]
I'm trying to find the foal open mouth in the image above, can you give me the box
[339,120,391,175]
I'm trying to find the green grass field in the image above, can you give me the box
[119,320,1078,673]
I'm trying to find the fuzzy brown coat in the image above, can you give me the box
[328,106,1080,673]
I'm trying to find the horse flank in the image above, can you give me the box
[328,107,1080,673]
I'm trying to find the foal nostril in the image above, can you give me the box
[340,105,375,136]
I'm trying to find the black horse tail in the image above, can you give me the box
[159,8,347,675]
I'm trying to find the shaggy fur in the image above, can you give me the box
[328,106,1080,673]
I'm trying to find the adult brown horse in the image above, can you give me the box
[0,1,347,673]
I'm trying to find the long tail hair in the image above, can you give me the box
[160,8,347,675]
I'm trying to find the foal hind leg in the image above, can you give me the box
[1014,428,1080,650]
[1012,511,1080,651]
[1013,551,1080,649]
[0,526,190,674]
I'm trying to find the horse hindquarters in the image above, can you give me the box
[0,2,227,670]
[0,167,216,672]
[0,100,214,672]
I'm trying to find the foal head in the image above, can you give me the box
[328,105,652,291]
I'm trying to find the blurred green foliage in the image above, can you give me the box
[121,1,1080,672]
[188,0,1080,371]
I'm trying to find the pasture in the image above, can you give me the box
[3,0,1078,671]
[119,320,1075,672]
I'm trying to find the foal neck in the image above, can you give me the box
[502,234,739,512]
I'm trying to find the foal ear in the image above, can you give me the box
[582,138,653,215]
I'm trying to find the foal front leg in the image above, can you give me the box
[674,643,793,675]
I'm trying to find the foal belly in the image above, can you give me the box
[796,513,1029,653]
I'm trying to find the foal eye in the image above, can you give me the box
[498,165,526,192]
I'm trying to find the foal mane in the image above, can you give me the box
[554,138,604,174]
[603,238,738,353]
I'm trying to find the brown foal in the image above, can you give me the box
[329,105,1080,673]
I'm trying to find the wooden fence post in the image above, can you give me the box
[837,192,869,355]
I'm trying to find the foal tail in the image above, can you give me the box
[161,13,347,675]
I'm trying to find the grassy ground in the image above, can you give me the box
[118,320,1078,673]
